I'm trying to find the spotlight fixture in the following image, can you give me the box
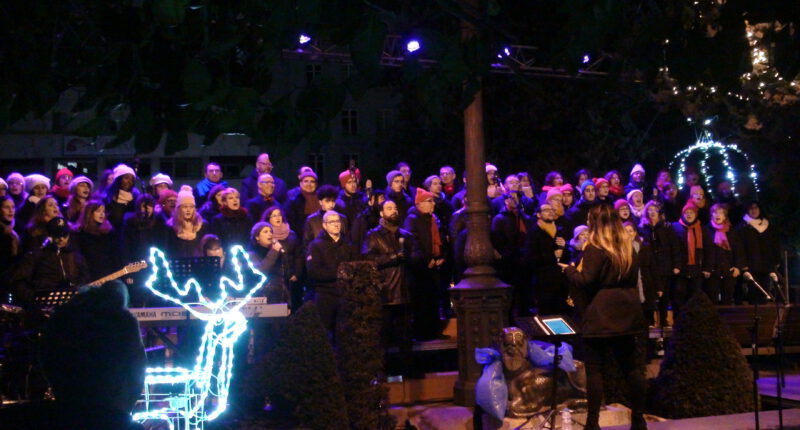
[299,34,311,45]
[406,40,421,53]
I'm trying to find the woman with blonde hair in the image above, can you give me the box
[560,204,647,430]
[167,186,209,257]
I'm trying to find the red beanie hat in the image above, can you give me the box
[560,184,574,194]
[415,187,435,205]
[614,199,630,211]
[55,168,73,181]
[682,201,699,214]
[593,177,608,186]
[338,169,360,188]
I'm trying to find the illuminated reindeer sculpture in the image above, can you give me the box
[133,245,267,428]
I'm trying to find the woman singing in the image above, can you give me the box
[560,204,647,430]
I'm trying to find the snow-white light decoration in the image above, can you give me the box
[670,128,760,199]
[133,245,267,429]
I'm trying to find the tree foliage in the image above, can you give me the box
[652,291,755,418]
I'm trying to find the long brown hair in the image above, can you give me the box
[74,199,112,234]
[586,205,634,280]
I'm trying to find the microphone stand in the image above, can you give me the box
[771,276,789,430]
[746,274,771,430]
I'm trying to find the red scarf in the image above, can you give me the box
[711,219,731,251]
[609,185,624,197]
[430,214,442,257]
[679,217,703,265]
[443,183,456,197]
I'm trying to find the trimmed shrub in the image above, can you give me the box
[652,290,755,418]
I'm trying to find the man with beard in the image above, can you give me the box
[363,200,415,376]
[524,203,569,316]
[240,153,288,203]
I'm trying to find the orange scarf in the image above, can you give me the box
[679,217,703,265]
[537,219,556,238]
[431,215,442,257]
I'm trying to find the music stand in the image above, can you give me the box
[529,315,580,430]
[34,289,78,310]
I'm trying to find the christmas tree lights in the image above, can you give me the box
[135,245,267,428]
[670,129,760,199]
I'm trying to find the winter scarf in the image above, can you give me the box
[710,219,731,251]
[537,219,556,239]
[116,189,134,205]
[272,222,291,241]
[679,216,703,265]
[743,214,769,234]
[302,190,320,215]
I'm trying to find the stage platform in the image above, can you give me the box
[604,409,800,429]
[759,375,800,408]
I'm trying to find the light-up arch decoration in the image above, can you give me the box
[132,245,267,429]
[669,129,760,199]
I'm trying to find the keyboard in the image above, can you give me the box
[130,302,289,326]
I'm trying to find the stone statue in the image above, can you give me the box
[499,327,587,418]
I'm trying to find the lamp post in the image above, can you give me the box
[450,1,511,406]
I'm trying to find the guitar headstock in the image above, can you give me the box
[125,260,148,274]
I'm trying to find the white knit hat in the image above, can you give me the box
[630,163,645,176]
[6,172,24,185]
[112,164,136,183]
[24,174,51,192]
[177,185,195,207]
[149,173,173,187]
[627,189,643,202]
[0,177,6,190]
[69,176,94,193]
[485,163,498,173]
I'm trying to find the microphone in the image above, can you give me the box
[743,272,772,301]
[272,240,285,253]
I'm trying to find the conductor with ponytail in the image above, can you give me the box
[559,204,647,430]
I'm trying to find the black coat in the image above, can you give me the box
[403,207,445,263]
[120,212,168,263]
[240,169,288,204]
[638,221,679,276]
[362,224,414,305]
[349,205,380,253]
[336,190,367,232]
[491,210,530,265]
[210,209,253,249]
[285,192,315,239]
[671,220,712,275]
[245,195,280,223]
[564,244,645,338]
[166,223,210,258]
[12,243,90,303]
[703,225,745,277]
[73,230,120,282]
[564,199,595,233]
[306,231,358,293]
[249,245,290,303]
[523,223,568,293]
[736,219,781,274]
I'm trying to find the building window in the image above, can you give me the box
[307,153,325,181]
[341,64,355,78]
[341,109,358,136]
[342,153,359,172]
[376,109,395,135]
[160,158,203,179]
[306,64,322,85]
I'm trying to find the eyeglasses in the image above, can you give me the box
[324,220,342,225]
[258,181,275,185]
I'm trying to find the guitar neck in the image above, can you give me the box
[89,267,131,286]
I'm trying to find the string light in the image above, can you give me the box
[670,129,760,199]
[135,245,267,428]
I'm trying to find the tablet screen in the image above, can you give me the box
[542,317,576,335]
